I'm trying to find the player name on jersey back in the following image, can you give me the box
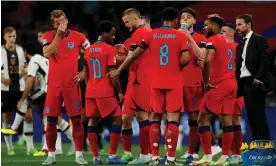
[84,41,117,98]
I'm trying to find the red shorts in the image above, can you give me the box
[85,97,122,118]
[122,72,135,115]
[183,87,203,112]
[44,86,82,117]
[151,88,183,114]
[201,79,237,115]
[131,84,151,113]
[233,97,244,116]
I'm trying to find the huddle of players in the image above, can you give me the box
[2,6,245,166]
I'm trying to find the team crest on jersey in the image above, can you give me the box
[45,107,50,113]
[68,42,74,49]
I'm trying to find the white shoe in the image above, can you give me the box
[192,153,199,159]
[211,146,222,156]
[180,151,190,159]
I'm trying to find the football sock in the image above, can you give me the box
[58,119,73,141]
[56,128,62,153]
[109,125,121,155]
[188,120,199,154]
[46,117,58,153]
[3,123,13,150]
[12,103,27,130]
[166,121,179,161]
[232,125,242,155]
[87,126,99,157]
[199,126,212,155]
[150,121,161,158]
[71,116,84,152]
[139,120,150,155]
[122,128,132,153]
[24,121,34,150]
[222,125,234,156]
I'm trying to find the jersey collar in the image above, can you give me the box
[138,24,146,28]
[161,26,172,29]
[96,40,105,43]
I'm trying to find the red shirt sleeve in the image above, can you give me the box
[179,32,188,53]
[198,35,207,48]
[139,31,152,50]
[108,47,117,68]
[42,31,54,47]
[124,38,131,51]
[206,36,217,51]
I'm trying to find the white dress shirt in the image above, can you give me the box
[240,31,253,78]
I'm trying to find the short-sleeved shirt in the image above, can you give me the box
[206,34,236,85]
[182,32,207,87]
[140,26,189,89]
[127,24,152,73]
[43,29,90,88]
[27,54,49,93]
[128,25,153,85]
[84,41,117,98]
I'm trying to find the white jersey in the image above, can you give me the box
[27,54,49,100]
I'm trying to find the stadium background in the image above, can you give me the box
[1,1,276,144]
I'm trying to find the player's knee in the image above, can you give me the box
[232,115,241,126]
[57,116,63,124]
[136,111,149,122]
[113,116,122,126]
[188,112,199,121]
[122,115,132,127]
[221,115,233,126]
[47,116,58,124]
[151,112,162,121]
[167,112,180,122]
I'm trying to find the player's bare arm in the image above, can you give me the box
[1,77,12,86]
[203,49,217,91]
[109,47,144,78]
[43,21,67,58]
[109,67,124,104]
[179,28,205,61]
[17,76,35,110]
[181,50,190,68]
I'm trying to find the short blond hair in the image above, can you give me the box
[3,27,16,35]
[51,9,67,22]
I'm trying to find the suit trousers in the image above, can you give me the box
[240,76,270,140]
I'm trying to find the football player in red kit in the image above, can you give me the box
[42,10,90,165]
[109,7,190,165]
[178,8,207,162]
[222,23,243,164]
[191,15,237,166]
[84,20,126,165]
[117,8,153,163]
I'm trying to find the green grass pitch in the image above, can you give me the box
[1,142,242,166]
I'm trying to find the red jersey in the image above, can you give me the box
[140,26,189,89]
[43,29,89,87]
[129,25,153,85]
[182,32,207,87]
[206,34,236,85]
[84,41,117,98]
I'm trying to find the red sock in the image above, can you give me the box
[87,126,98,157]
[139,120,150,155]
[71,117,84,151]
[199,126,212,155]
[122,129,132,152]
[150,122,161,157]
[46,122,57,152]
[232,125,242,155]
[188,120,199,154]
[166,122,179,158]
[222,126,234,156]
[109,125,121,155]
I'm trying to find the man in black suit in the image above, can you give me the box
[235,14,273,140]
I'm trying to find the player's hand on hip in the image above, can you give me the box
[1,77,12,86]
[108,70,120,79]
[118,93,124,104]
[204,83,217,92]
[73,71,86,83]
